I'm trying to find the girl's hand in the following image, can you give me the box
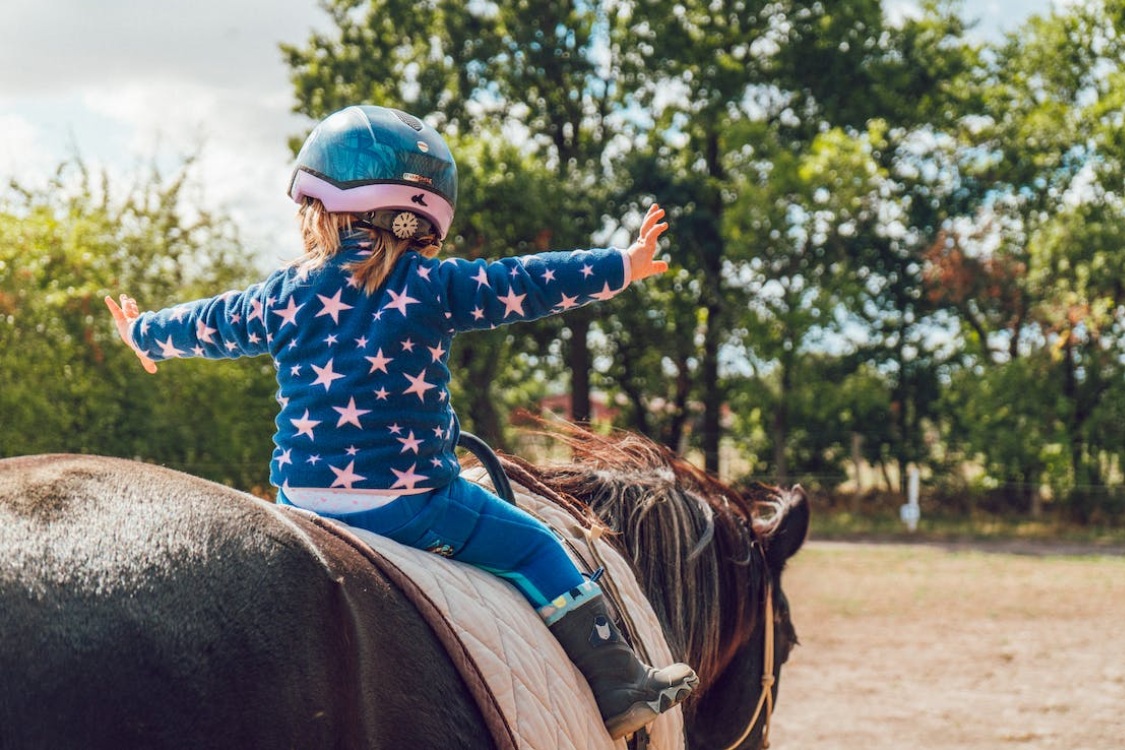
[105,294,158,374]
[626,203,670,282]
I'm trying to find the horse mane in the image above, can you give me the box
[498,425,798,695]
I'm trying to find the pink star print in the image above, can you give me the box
[365,348,393,374]
[311,358,346,391]
[157,337,185,358]
[403,369,437,402]
[329,460,367,489]
[497,287,527,318]
[391,463,427,491]
[272,297,304,327]
[383,288,420,316]
[333,397,371,428]
[291,410,321,440]
[248,299,264,323]
[555,292,581,311]
[195,320,216,343]
[590,282,617,301]
[316,289,354,324]
[471,266,490,288]
[397,430,423,454]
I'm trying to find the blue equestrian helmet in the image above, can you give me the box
[288,105,458,239]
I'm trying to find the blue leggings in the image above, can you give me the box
[279,477,586,609]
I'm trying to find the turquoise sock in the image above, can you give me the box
[537,579,601,626]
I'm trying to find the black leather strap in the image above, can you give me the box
[457,431,517,505]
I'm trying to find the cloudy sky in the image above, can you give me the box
[1,0,1058,267]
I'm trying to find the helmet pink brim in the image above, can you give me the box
[289,171,455,239]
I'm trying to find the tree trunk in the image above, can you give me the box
[771,356,792,484]
[700,300,722,474]
[457,340,507,450]
[567,309,592,423]
[699,128,726,475]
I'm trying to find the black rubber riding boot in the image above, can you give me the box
[548,591,698,739]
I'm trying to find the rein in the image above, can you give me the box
[722,577,776,750]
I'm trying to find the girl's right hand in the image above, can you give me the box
[105,294,158,374]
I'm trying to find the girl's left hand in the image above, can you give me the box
[626,203,670,282]
[105,294,158,374]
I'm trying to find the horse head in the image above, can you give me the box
[682,481,809,750]
[502,427,809,750]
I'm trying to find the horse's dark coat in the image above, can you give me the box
[0,448,807,750]
[0,454,492,750]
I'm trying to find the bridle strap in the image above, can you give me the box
[722,581,775,750]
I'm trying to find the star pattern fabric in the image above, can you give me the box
[130,230,631,496]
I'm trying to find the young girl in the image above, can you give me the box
[106,104,697,739]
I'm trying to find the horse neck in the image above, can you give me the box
[497,451,770,694]
[585,479,770,695]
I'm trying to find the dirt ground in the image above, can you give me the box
[768,540,1125,750]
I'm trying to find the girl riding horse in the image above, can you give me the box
[104,104,696,739]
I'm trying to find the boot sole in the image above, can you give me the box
[605,676,699,739]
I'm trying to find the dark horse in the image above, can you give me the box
[0,429,807,750]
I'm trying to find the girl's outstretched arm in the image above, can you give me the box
[105,294,158,374]
[625,203,670,282]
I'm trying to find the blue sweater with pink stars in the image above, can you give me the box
[130,230,631,495]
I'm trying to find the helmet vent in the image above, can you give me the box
[393,109,424,132]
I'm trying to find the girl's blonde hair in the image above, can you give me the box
[297,199,442,294]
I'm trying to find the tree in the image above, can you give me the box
[932,0,1125,513]
[0,160,275,490]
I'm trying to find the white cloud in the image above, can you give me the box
[0,0,326,95]
[0,113,55,179]
[0,0,328,265]
[74,80,309,263]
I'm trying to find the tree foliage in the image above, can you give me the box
[6,1,1123,523]
[0,161,275,490]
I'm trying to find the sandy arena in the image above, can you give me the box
[768,540,1125,750]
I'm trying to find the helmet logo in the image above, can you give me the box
[411,193,429,207]
[403,172,434,186]
[417,140,430,153]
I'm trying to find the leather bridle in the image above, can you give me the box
[721,579,776,750]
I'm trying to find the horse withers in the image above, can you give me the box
[0,431,807,750]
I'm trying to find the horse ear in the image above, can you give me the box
[763,485,810,572]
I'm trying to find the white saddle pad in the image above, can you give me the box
[334,468,686,750]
